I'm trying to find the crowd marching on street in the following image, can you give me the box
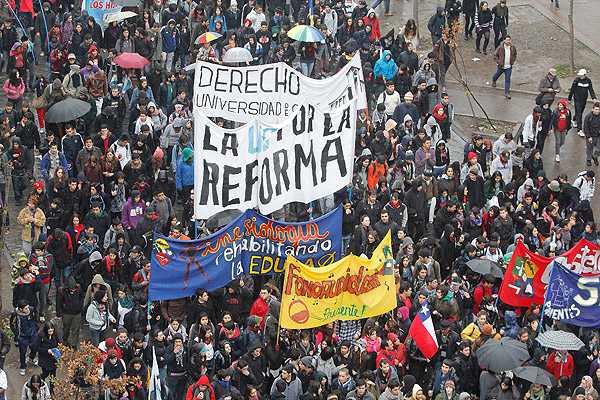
[0,0,600,398]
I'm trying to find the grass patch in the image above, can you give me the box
[553,63,592,78]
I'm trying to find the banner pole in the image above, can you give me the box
[37,0,50,54]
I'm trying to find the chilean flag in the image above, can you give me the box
[407,302,439,359]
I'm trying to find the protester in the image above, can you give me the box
[0,2,598,399]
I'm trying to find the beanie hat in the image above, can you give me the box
[153,147,164,161]
[574,387,586,397]
[182,147,193,161]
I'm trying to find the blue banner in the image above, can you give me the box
[149,207,342,301]
[82,0,121,28]
[544,260,600,327]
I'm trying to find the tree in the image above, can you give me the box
[569,0,575,73]
[51,342,141,400]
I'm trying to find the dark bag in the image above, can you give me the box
[535,92,543,105]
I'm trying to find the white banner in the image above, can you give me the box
[192,54,366,123]
[193,102,356,219]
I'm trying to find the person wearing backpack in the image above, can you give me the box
[573,170,595,203]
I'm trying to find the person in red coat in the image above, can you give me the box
[186,375,216,400]
[249,287,271,329]
[546,350,574,380]
[376,333,407,369]
[472,273,495,315]
[363,9,381,41]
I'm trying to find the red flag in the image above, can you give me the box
[499,241,550,307]
[19,0,34,13]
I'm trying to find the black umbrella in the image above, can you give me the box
[513,366,557,387]
[476,337,530,372]
[205,209,243,230]
[44,97,92,124]
[466,258,504,278]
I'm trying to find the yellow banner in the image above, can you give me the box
[279,232,397,329]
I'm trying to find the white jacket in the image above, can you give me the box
[521,113,541,146]
[574,172,595,201]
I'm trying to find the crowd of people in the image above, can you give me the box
[1,0,600,399]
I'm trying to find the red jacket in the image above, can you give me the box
[376,345,407,368]
[546,351,574,380]
[249,297,269,329]
[473,283,492,314]
[186,375,216,400]
[363,13,381,41]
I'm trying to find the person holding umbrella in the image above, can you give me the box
[546,350,574,381]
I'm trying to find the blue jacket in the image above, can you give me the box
[175,158,194,190]
[161,26,179,53]
[374,50,398,81]
[40,152,69,180]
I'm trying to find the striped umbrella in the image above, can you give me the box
[287,24,324,43]
[195,32,223,45]
[535,330,585,351]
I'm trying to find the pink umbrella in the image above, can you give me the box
[113,52,150,69]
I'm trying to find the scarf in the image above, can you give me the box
[174,347,184,366]
[118,296,133,309]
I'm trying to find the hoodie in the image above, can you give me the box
[84,273,114,310]
[412,60,436,86]
[270,372,303,400]
[374,50,398,82]
[187,375,216,400]
[363,9,381,41]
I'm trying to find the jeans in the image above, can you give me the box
[0,50,10,72]
[62,313,81,348]
[371,0,390,13]
[586,136,599,162]
[18,344,35,369]
[300,61,314,77]
[166,375,188,400]
[12,173,27,202]
[342,234,352,255]
[163,52,175,72]
[464,14,475,37]
[574,100,586,129]
[492,66,512,95]
[494,25,507,48]
[39,282,50,319]
[89,328,103,346]
[22,240,32,256]
[554,131,566,155]
[476,28,490,52]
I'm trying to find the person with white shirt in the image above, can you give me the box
[0,367,6,400]
[110,135,132,170]
[573,170,596,202]
[376,82,401,118]
[492,35,517,99]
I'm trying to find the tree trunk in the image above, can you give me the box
[569,0,575,73]
[413,0,419,40]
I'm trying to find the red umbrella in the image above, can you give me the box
[113,52,150,69]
